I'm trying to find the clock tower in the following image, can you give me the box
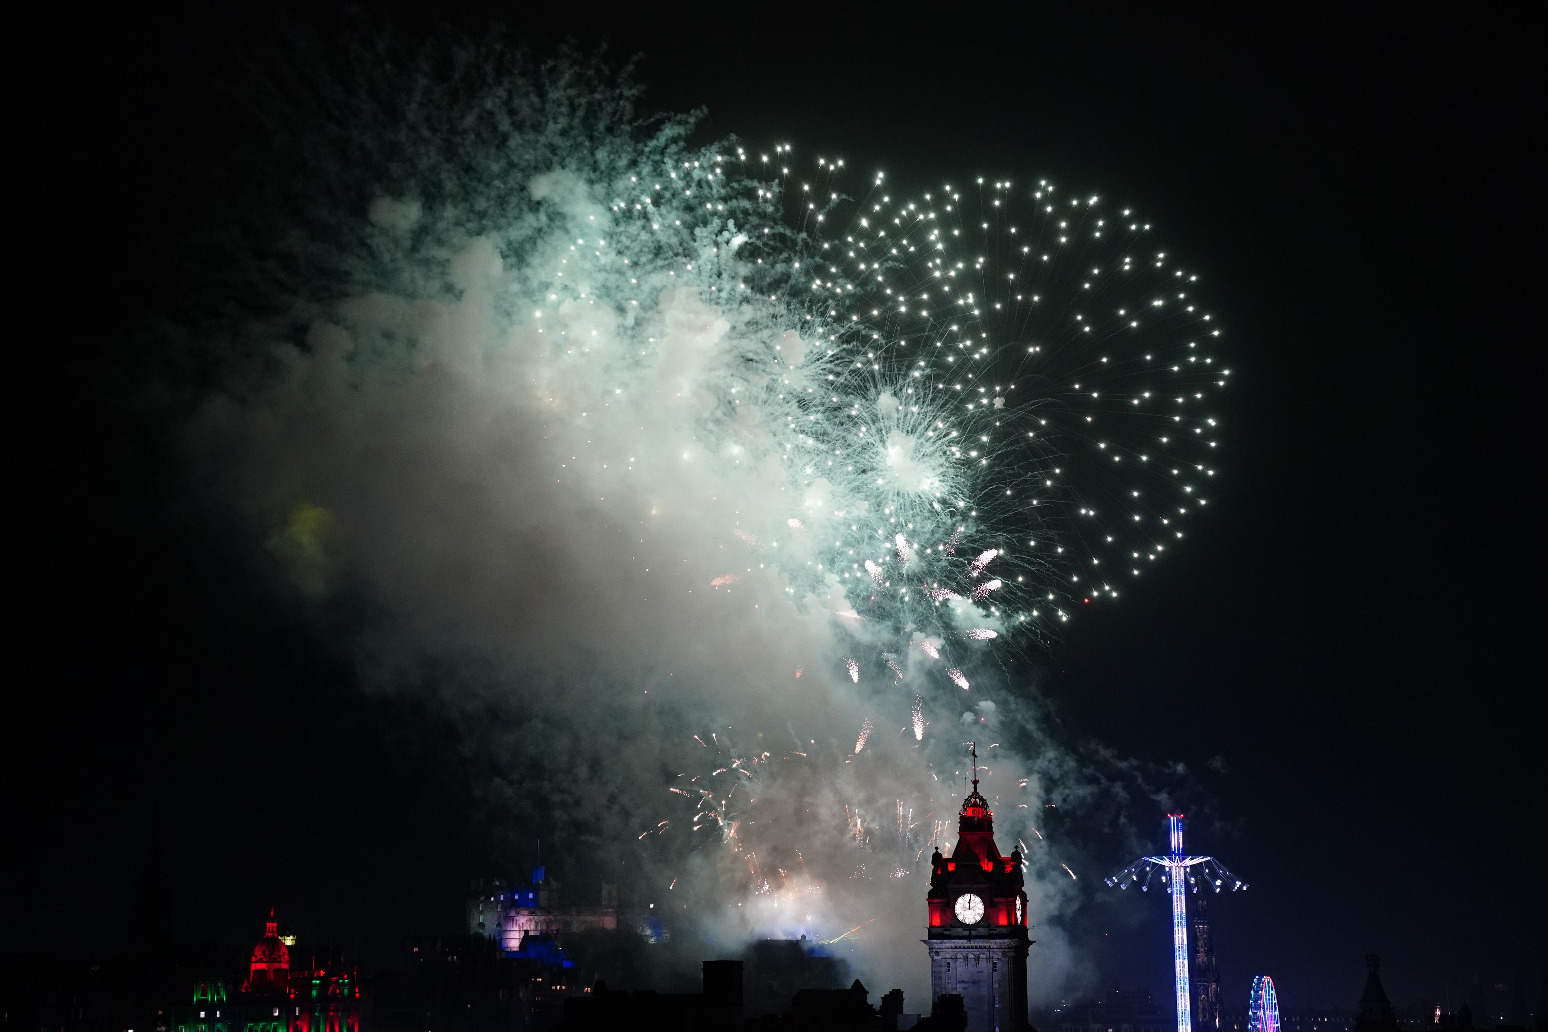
[925,745,1031,1031]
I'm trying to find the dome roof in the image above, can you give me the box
[958,780,993,834]
[251,910,290,968]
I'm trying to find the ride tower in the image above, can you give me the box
[1107,815,1245,1032]
[925,744,1031,1032]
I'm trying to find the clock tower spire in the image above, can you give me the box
[925,743,1031,1031]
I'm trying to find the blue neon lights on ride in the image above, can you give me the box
[1169,815,1192,1032]
[1106,814,1247,1032]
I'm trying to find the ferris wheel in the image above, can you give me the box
[1249,976,1281,1032]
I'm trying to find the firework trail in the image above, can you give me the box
[970,579,1002,601]
[970,550,999,576]
[855,717,875,754]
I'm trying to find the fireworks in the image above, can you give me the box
[671,732,772,847]
[506,144,1226,698]
[453,149,1228,698]
[751,169,1229,690]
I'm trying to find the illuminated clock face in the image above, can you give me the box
[954,893,985,925]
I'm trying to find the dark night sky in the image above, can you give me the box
[11,1,1540,1019]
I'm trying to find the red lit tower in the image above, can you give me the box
[925,744,1031,1032]
[246,909,290,995]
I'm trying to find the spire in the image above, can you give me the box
[957,741,993,835]
[1354,953,1399,1032]
[265,906,279,939]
